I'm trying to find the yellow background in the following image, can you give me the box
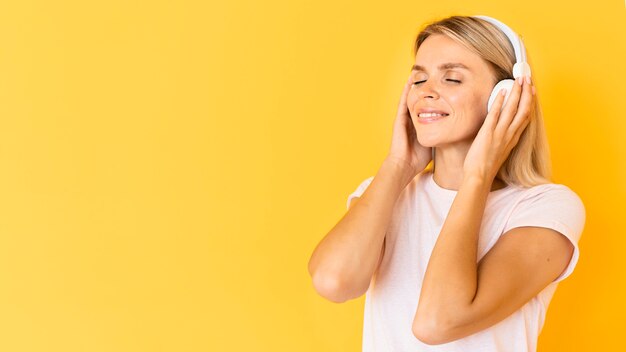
[0,0,624,351]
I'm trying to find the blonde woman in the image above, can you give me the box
[308,15,586,351]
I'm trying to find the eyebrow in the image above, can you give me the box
[411,63,471,72]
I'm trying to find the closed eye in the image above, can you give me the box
[413,79,461,85]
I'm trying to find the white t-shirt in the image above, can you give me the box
[346,170,586,352]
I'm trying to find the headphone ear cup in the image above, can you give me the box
[488,79,515,113]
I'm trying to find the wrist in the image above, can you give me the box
[461,174,493,192]
[382,157,418,185]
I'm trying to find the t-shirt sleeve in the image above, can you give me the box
[346,176,375,210]
[502,185,586,284]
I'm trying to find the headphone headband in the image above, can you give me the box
[473,15,531,78]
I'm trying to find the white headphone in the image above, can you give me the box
[473,15,532,112]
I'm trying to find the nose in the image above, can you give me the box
[414,80,440,100]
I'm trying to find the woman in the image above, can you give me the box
[307,15,586,351]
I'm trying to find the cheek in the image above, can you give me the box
[473,91,490,120]
[449,90,488,118]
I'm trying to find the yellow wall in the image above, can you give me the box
[0,0,623,351]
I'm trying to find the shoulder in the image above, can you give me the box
[502,182,586,243]
[515,182,585,215]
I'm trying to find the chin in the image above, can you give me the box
[416,135,439,148]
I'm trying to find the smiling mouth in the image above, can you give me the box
[418,112,449,118]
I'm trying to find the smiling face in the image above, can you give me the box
[407,34,498,148]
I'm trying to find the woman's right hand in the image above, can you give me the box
[386,75,432,179]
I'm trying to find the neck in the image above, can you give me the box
[432,145,507,192]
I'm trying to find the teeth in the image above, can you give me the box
[418,112,448,118]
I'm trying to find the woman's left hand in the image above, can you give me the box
[463,76,535,183]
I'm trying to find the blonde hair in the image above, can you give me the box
[414,16,552,187]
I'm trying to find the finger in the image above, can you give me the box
[392,76,414,133]
[397,75,412,112]
[508,112,532,151]
[495,76,524,132]
[483,87,507,130]
[508,93,534,148]
[507,78,534,136]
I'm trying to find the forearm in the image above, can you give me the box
[308,158,415,302]
[415,176,492,327]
